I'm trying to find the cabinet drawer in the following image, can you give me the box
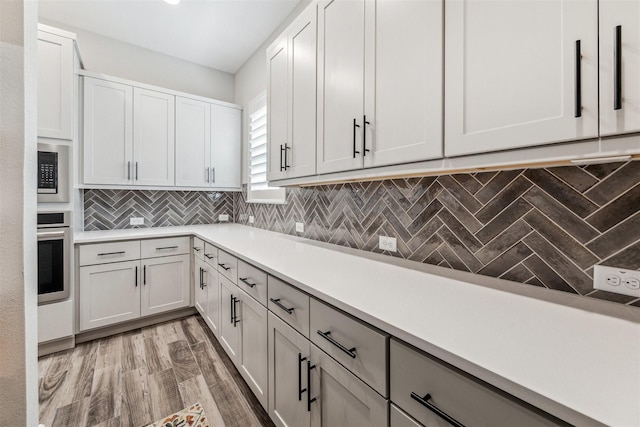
[192,237,205,260]
[79,240,140,266]
[203,242,218,268]
[217,249,238,284]
[310,298,388,397]
[141,236,190,258]
[391,404,422,427]
[390,339,563,427]
[237,260,267,306]
[268,276,310,337]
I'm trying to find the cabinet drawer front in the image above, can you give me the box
[217,249,238,284]
[141,236,189,258]
[193,237,205,260]
[79,240,140,266]
[237,259,268,306]
[391,404,423,427]
[390,339,562,427]
[310,298,388,397]
[268,276,310,338]
[203,242,218,268]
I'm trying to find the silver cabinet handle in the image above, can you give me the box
[156,246,178,251]
[211,167,215,183]
[135,162,139,181]
[98,251,125,256]
[206,167,210,183]
[127,161,131,180]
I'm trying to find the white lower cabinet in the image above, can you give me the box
[194,257,208,316]
[309,342,388,427]
[140,254,190,317]
[79,260,141,331]
[219,274,241,361]
[194,255,221,337]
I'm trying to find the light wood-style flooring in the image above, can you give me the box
[38,315,274,427]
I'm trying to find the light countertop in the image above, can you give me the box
[75,224,640,427]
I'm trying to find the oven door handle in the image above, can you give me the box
[37,231,66,239]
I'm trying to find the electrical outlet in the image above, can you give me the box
[219,214,229,222]
[594,265,640,298]
[249,215,255,224]
[378,236,397,252]
[295,222,304,233]
[130,217,144,225]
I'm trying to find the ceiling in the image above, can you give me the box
[38,0,300,74]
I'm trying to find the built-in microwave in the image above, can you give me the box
[37,142,69,203]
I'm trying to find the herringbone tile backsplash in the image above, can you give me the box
[84,189,234,230]
[236,161,640,307]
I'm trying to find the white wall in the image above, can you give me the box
[39,18,235,102]
[0,0,39,425]
[234,0,312,183]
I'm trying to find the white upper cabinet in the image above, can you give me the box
[317,0,366,174]
[38,30,74,140]
[267,5,318,181]
[363,0,443,167]
[175,97,212,187]
[599,0,640,136]
[211,104,242,188]
[445,0,599,157]
[83,77,134,185]
[133,88,175,186]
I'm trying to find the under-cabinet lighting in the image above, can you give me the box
[569,155,632,165]
[164,0,180,5]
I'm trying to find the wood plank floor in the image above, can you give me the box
[38,315,275,427]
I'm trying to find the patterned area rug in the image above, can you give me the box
[145,402,210,427]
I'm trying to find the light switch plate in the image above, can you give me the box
[593,265,640,298]
[219,214,229,222]
[295,222,304,233]
[130,217,144,225]
[379,236,397,252]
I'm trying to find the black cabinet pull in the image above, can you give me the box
[410,392,465,427]
[614,25,622,110]
[193,246,201,252]
[204,253,215,260]
[298,353,307,401]
[316,330,356,358]
[201,269,207,288]
[232,296,240,326]
[284,143,290,170]
[97,251,125,256]
[307,360,316,412]
[143,265,146,285]
[352,118,360,158]
[218,263,231,271]
[575,40,582,118]
[135,266,138,287]
[135,161,139,181]
[363,115,370,156]
[270,298,294,314]
[156,246,178,251]
[230,295,234,324]
[199,267,203,289]
[127,161,131,180]
[280,144,285,171]
[239,277,256,288]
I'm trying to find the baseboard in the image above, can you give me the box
[39,336,75,357]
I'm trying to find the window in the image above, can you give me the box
[247,92,286,203]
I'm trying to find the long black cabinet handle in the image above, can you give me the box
[201,269,207,288]
[97,251,126,256]
[199,267,203,289]
[317,330,356,358]
[230,295,234,324]
[298,353,307,401]
[410,392,465,427]
[239,277,256,288]
[270,298,294,314]
[218,263,231,271]
[156,246,178,251]
[307,360,316,412]
[363,115,370,156]
[232,296,240,326]
[352,119,360,158]
[204,253,215,260]
[128,161,131,180]
[284,143,290,170]
[575,40,582,118]
[280,144,285,172]
[135,162,139,181]
[135,266,138,287]
[143,265,146,285]
[614,25,622,110]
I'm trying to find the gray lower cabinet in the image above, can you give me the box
[390,339,565,427]
[268,312,311,427]
[309,342,388,427]
[391,404,422,427]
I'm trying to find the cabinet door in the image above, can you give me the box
[219,274,241,363]
[79,260,140,331]
[133,88,175,186]
[204,265,221,338]
[194,257,208,317]
[445,0,598,157]
[37,31,73,140]
[316,0,366,174]
[364,0,443,167]
[175,97,211,187]
[83,77,134,185]
[268,312,311,427]
[211,104,242,189]
[309,343,388,427]
[238,289,269,410]
[267,37,289,181]
[141,254,190,317]
[287,4,318,179]
[599,0,640,136]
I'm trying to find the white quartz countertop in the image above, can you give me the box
[75,224,640,426]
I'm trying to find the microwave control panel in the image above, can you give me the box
[38,151,58,193]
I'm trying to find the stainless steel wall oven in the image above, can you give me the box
[37,211,71,304]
